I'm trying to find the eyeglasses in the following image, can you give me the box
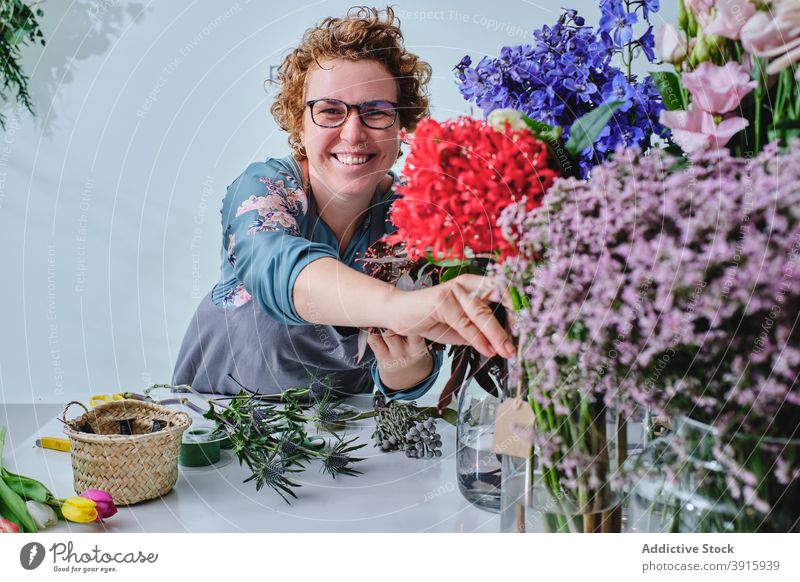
[306,99,399,129]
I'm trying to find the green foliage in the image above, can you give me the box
[0,0,45,129]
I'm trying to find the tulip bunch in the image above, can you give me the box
[0,427,117,532]
[655,0,800,154]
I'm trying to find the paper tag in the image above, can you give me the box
[492,398,535,458]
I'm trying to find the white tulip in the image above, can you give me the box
[26,500,58,529]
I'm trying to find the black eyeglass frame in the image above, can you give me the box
[305,99,400,129]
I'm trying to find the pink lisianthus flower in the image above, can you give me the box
[685,0,715,28]
[655,24,688,64]
[740,11,792,55]
[704,0,757,40]
[659,105,749,153]
[681,61,756,114]
[79,489,118,521]
[756,0,800,78]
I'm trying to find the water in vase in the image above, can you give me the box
[457,424,502,512]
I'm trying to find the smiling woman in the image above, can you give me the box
[172,6,514,400]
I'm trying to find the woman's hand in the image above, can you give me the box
[387,274,514,359]
[367,329,433,391]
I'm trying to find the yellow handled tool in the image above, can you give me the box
[35,437,71,452]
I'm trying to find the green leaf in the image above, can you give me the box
[0,470,52,503]
[650,71,685,111]
[521,116,561,141]
[0,474,38,532]
[565,101,626,155]
[424,251,465,267]
[440,265,463,283]
[4,27,27,46]
[440,407,457,425]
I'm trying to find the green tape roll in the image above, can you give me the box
[179,425,222,467]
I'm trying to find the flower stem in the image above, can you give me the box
[754,58,764,154]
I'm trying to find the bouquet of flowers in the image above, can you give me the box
[655,0,800,155]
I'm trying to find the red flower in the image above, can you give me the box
[389,116,558,261]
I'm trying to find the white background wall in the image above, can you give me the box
[0,0,675,405]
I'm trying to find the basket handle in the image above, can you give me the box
[62,401,89,424]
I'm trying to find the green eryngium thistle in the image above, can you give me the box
[197,375,366,503]
[320,437,366,478]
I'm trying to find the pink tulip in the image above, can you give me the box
[0,517,20,533]
[681,61,756,114]
[660,105,749,153]
[656,24,688,64]
[704,0,756,40]
[79,489,118,521]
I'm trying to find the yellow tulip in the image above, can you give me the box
[61,496,98,523]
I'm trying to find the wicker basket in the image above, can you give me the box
[62,400,191,505]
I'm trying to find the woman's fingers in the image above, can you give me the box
[437,287,495,357]
[451,277,514,358]
[380,328,405,353]
[366,331,390,359]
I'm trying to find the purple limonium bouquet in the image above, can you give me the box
[455,1,668,177]
[498,143,800,531]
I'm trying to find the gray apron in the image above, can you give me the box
[172,184,391,397]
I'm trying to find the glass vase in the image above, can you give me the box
[499,404,634,533]
[500,453,624,533]
[456,378,502,513]
[628,416,800,533]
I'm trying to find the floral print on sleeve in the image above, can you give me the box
[219,282,252,308]
[235,177,307,237]
[226,233,236,267]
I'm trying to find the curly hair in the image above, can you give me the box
[270,6,432,159]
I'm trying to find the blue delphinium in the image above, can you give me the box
[454,1,668,177]
[599,0,638,47]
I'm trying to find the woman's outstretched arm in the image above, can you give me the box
[292,257,515,359]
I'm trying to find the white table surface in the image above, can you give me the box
[2,397,501,533]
